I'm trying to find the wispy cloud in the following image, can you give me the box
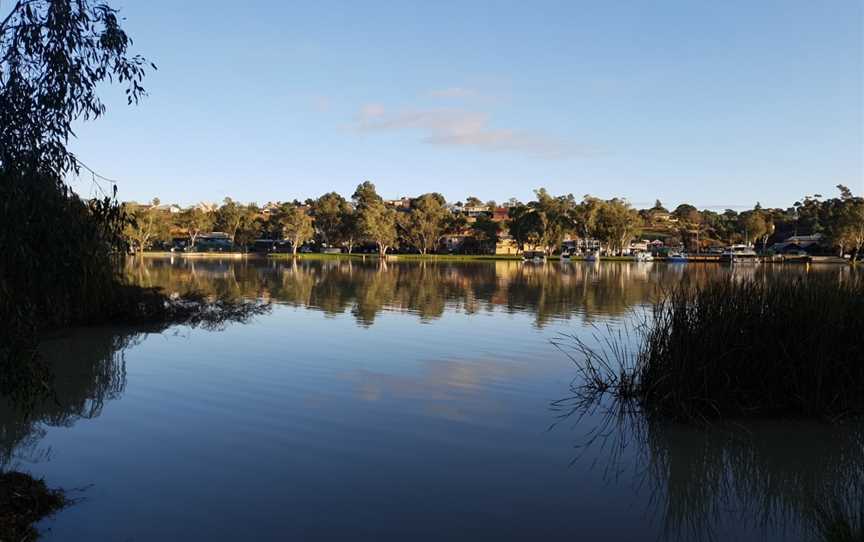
[359,103,386,120]
[353,105,583,159]
[428,87,477,99]
[311,95,331,112]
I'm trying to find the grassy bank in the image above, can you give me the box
[558,273,864,422]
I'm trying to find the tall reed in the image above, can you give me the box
[638,273,863,420]
[558,273,864,421]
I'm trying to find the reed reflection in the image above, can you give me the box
[554,394,864,541]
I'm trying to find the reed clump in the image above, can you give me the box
[558,274,864,422]
[640,274,863,420]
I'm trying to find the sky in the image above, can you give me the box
[65,0,863,209]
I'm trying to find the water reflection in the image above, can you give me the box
[122,257,849,328]
[0,327,133,470]
[554,396,864,541]
[1,259,858,540]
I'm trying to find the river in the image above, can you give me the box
[4,257,860,541]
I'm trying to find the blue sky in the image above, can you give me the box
[66,0,862,209]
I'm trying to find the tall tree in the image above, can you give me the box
[739,210,769,247]
[177,208,215,248]
[233,203,262,251]
[279,205,314,255]
[596,198,641,255]
[215,197,244,240]
[311,192,348,247]
[530,188,576,255]
[398,193,448,255]
[123,199,169,252]
[507,204,539,253]
[340,205,359,254]
[471,216,501,254]
[833,187,864,258]
[353,182,397,256]
[572,196,604,251]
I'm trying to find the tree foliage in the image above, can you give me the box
[278,204,314,255]
[177,208,215,247]
[352,182,396,256]
[311,192,348,247]
[123,199,169,252]
[1,0,153,397]
[398,193,448,254]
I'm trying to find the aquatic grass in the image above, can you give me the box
[639,273,864,421]
[557,273,864,422]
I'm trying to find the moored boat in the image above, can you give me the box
[720,245,760,264]
[666,252,688,263]
[522,250,547,263]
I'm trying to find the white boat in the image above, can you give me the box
[720,245,760,264]
[634,251,654,262]
[522,250,546,263]
[666,252,688,263]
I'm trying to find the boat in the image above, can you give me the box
[584,250,600,262]
[522,250,546,263]
[560,250,572,260]
[666,252,688,263]
[634,251,654,262]
[720,245,760,264]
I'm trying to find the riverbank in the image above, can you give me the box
[134,251,855,265]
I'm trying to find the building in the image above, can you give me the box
[196,232,233,252]
[384,197,412,210]
[770,233,823,254]
[491,207,509,222]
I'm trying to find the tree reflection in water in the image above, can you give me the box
[0,327,135,470]
[122,257,840,328]
[1,300,268,472]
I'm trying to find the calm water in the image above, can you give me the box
[3,258,861,541]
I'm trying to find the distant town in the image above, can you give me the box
[122,182,863,261]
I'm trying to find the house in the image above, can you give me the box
[491,207,509,222]
[629,240,649,253]
[770,233,823,253]
[154,203,182,214]
[494,237,519,255]
[440,233,469,252]
[462,205,490,218]
[196,232,233,252]
[384,197,412,210]
[647,209,675,223]
[261,202,281,217]
[195,202,219,213]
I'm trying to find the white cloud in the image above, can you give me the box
[354,105,582,159]
[428,87,477,99]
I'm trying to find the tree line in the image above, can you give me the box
[124,183,864,259]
